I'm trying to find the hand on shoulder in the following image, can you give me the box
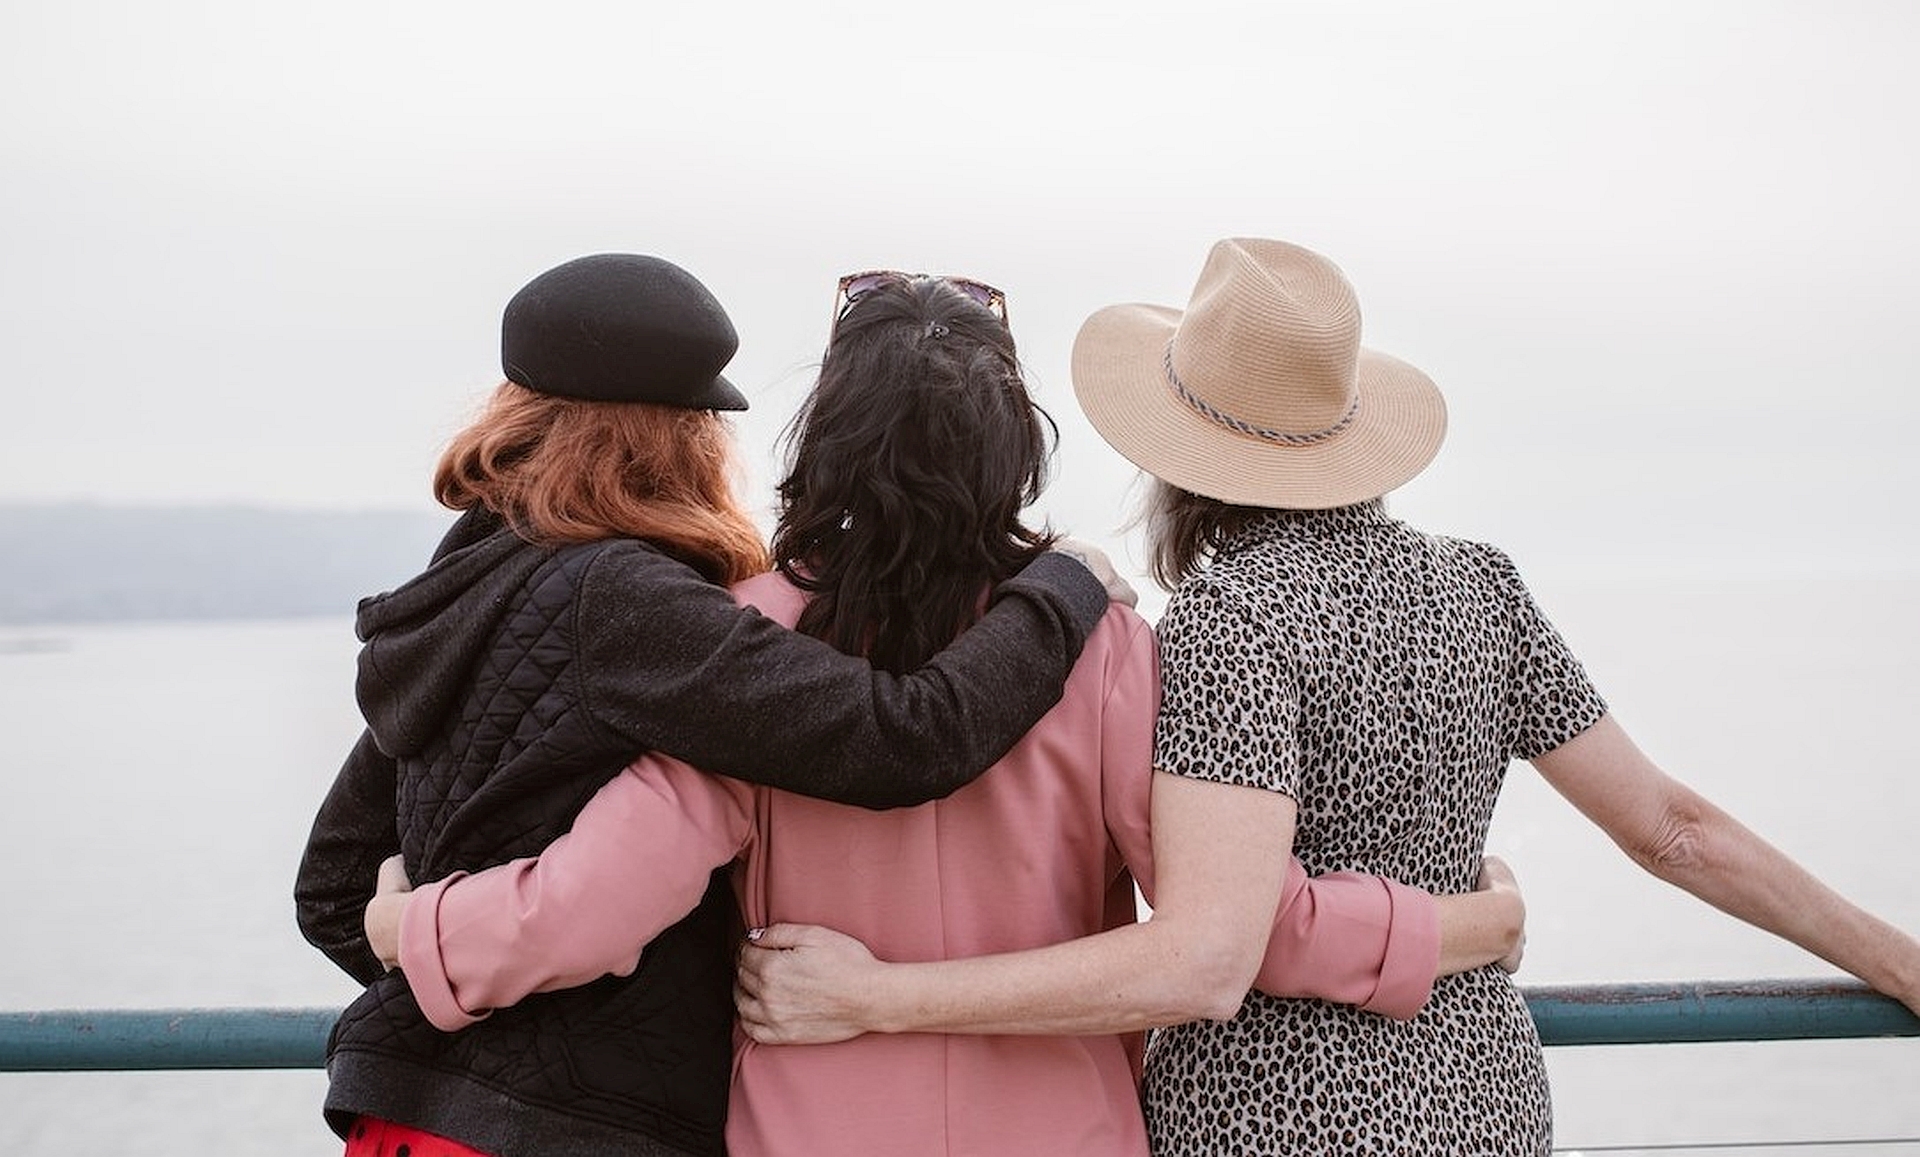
[1053,536,1137,608]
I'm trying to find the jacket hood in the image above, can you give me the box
[353,507,553,758]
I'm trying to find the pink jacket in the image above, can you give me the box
[400,574,1439,1156]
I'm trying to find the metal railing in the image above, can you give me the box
[2,977,1914,1071]
[3,979,1916,1153]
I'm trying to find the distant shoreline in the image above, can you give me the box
[5,503,1916,626]
[0,503,451,626]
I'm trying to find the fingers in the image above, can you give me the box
[733,972,794,1045]
[1053,537,1139,608]
[376,853,413,895]
[1472,854,1527,973]
[742,922,820,951]
[734,979,764,1032]
[1499,932,1528,974]
[733,928,790,1040]
[735,925,811,1005]
[363,894,406,970]
[735,943,768,998]
[731,922,873,1046]
[1476,854,1518,893]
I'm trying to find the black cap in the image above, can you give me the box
[501,253,748,411]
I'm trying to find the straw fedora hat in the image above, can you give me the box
[1071,238,1445,509]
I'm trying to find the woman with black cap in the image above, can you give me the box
[294,252,1124,1157]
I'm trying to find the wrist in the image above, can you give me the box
[1875,929,1920,1007]
[365,893,408,970]
[860,959,910,1035]
[1473,885,1524,962]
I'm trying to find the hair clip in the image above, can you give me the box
[925,321,950,340]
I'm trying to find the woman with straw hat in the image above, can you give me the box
[733,238,1920,1154]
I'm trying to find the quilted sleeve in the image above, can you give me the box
[294,729,399,986]
[573,545,1108,810]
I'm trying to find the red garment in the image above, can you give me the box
[344,1117,491,1157]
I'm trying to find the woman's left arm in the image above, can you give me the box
[295,729,401,986]
[1533,712,1920,1016]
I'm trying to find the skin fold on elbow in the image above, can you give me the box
[1625,792,1714,883]
[1167,929,1266,1023]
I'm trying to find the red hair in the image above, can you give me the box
[434,382,769,584]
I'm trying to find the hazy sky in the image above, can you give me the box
[5,0,1917,581]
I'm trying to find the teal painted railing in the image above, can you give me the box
[1,977,1915,1072]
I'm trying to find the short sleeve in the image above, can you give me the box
[1490,550,1608,760]
[1152,578,1299,796]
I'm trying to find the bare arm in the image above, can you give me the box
[738,771,1296,1042]
[736,854,1523,1045]
[1440,858,1526,975]
[1533,712,1920,1016]
[735,585,1525,1045]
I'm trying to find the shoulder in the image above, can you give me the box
[561,536,670,572]
[1156,570,1267,638]
[1381,520,1532,592]
[1423,528,1517,570]
[1150,572,1289,683]
[560,539,768,650]
[1083,601,1156,667]
[728,570,806,626]
[1426,532,1536,598]
[566,537,724,602]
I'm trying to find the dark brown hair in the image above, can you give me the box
[771,278,1056,672]
[434,381,769,584]
[1138,478,1269,590]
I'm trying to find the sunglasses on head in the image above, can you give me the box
[831,270,1009,337]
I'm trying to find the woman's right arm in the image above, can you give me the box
[576,545,1111,810]
[1533,713,1920,1016]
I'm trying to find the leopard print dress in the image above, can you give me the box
[1143,501,1607,1157]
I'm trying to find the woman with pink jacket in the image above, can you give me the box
[367,272,1524,1155]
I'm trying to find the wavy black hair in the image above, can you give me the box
[772,277,1057,672]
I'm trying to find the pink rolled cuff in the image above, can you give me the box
[1254,867,1440,1021]
[396,871,486,1031]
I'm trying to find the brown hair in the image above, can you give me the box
[1138,478,1268,590]
[434,381,769,584]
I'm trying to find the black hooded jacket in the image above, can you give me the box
[294,508,1106,1157]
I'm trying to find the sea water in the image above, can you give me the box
[0,574,1916,1155]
